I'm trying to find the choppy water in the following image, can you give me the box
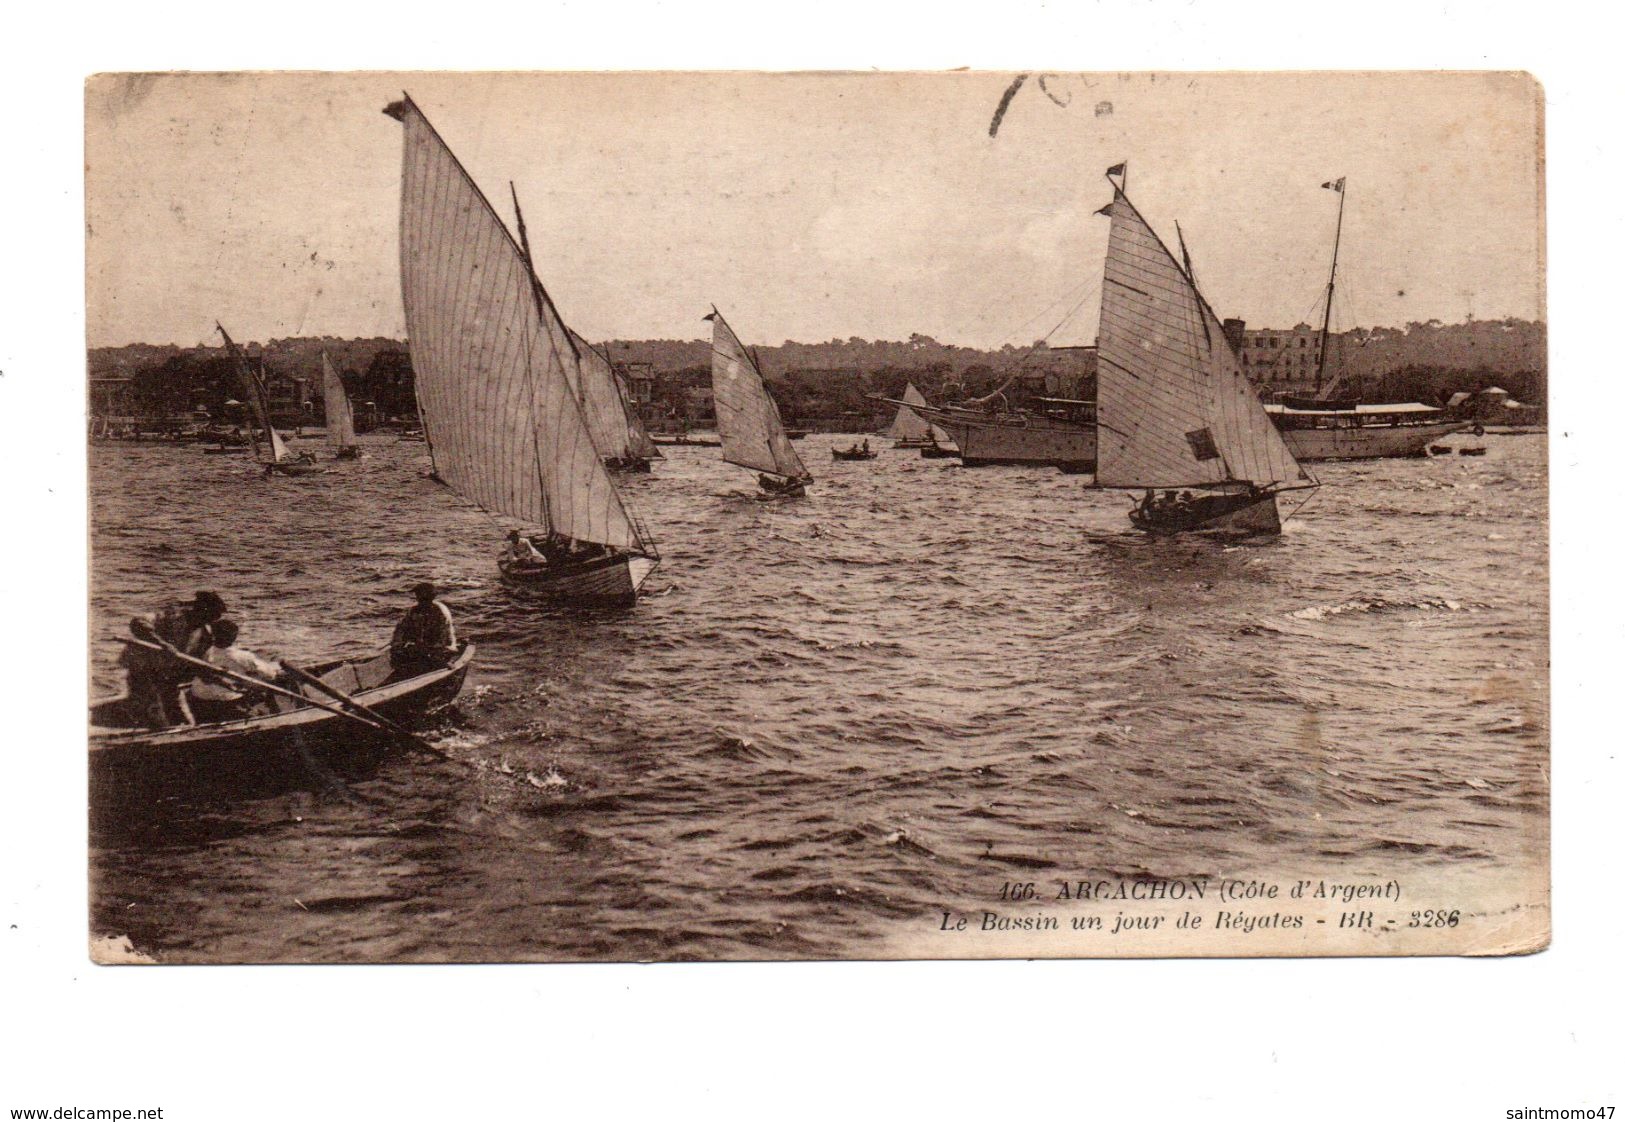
[89,431,1548,961]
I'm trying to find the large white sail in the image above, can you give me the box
[889,383,933,442]
[707,309,810,481]
[566,327,638,462]
[321,351,356,452]
[388,96,648,553]
[1095,188,1309,491]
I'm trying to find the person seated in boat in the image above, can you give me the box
[1139,489,1157,513]
[861,439,870,453]
[505,529,546,568]
[1178,491,1195,506]
[187,618,285,723]
[389,582,458,676]
[119,590,228,729]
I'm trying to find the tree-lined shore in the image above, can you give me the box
[88,316,1545,426]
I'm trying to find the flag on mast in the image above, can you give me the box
[1322,177,1345,192]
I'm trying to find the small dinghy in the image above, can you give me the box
[832,442,877,461]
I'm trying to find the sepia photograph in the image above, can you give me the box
[1,0,1618,1110]
[82,69,1550,966]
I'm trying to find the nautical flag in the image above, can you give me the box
[702,312,716,321]
[1322,177,1345,192]
[1094,202,1115,217]
[1106,162,1126,177]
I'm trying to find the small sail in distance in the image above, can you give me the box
[888,383,934,444]
[321,351,357,454]
[707,308,811,484]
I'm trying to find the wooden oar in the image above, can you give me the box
[279,659,454,764]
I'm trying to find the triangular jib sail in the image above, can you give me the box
[566,328,640,463]
[706,308,810,482]
[386,95,650,555]
[889,383,933,442]
[321,351,356,452]
[1094,187,1309,491]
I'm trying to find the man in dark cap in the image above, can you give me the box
[118,590,228,728]
[389,582,458,677]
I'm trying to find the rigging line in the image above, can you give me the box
[999,281,1101,384]
[988,274,1097,349]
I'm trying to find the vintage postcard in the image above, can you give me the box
[85,71,1547,963]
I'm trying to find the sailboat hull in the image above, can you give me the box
[498,550,658,607]
[1278,420,1470,461]
[899,402,1094,469]
[756,476,808,499]
[266,460,325,477]
[1129,492,1282,537]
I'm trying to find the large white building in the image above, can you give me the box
[1223,319,1333,397]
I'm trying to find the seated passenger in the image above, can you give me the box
[188,618,284,723]
[505,529,546,567]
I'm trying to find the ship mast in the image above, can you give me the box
[1314,178,1346,392]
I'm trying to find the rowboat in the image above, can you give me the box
[832,444,877,461]
[89,643,474,793]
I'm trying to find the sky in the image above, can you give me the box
[85,71,1543,350]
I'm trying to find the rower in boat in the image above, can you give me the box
[186,618,287,723]
[118,590,228,729]
[389,582,459,678]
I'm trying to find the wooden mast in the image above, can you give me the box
[1314,178,1346,392]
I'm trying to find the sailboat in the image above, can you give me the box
[704,307,813,498]
[1093,166,1317,535]
[565,327,660,473]
[888,384,958,457]
[320,351,361,460]
[889,383,935,448]
[1261,178,1471,460]
[217,324,322,476]
[385,94,660,606]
